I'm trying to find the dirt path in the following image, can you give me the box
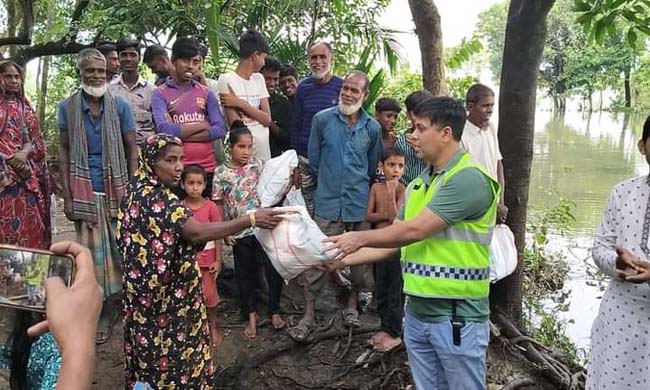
[1,197,557,389]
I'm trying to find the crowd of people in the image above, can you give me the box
[0,25,649,390]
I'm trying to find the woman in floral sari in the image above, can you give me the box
[0,60,51,249]
[117,134,281,389]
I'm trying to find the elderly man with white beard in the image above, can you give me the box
[57,48,138,342]
[288,70,383,341]
[290,41,343,217]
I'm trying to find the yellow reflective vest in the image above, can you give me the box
[401,153,500,299]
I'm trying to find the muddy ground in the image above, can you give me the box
[1,198,558,389]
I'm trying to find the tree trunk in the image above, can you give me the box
[37,56,50,125]
[407,0,448,95]
[490,0,556,329]
[624,64,631,108]
[599,89,603,112]
[7,0,17,58]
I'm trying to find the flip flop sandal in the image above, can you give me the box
[342,308,360,327]
[287,318,316,342]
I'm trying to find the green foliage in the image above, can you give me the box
[523,300,584,368]
[574,0,650,48]
[476,1,509,83]
[477,0,639,108]
[630,52,650,110]
[523,197,575,300]
[444,35,483,100]
[522,197,585,368]
[445,36,483,71]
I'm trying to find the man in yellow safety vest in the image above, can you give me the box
[324,96,500,390]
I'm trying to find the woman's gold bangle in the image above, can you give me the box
[249,212,256,228]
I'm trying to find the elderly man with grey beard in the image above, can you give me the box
[57,48,138,343]
[288,70,383,341]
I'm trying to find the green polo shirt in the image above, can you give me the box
[397,149,494,322]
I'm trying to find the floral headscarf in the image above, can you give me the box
[129,133,183,192]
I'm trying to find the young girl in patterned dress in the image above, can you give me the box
[212,121,286,339]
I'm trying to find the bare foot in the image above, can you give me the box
[373,331,402,352]
[271,314,286,330]
[244,312,258,339]
[368,331,383,346]
[211,326,223,348]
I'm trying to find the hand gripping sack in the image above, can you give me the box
[254,206,336,281]
[257,150,299,207]
[489,224,518,282]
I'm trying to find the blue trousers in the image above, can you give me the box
[404,312,489,390]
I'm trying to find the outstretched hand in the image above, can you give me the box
[254,208,286,229]
[323,231,363,261]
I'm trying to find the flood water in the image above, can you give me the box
[526,109,647,352]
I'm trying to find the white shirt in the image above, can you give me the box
[460,120,502,179]
[216,72,271,161]
[587,175,650,390]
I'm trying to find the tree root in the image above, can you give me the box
[500,375,537,390]
[493,313,586,390]
[338,327,354,360]
[243,325,380,369]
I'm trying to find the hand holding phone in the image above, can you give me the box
[28,241,103,390]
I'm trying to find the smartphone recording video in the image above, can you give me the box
[0,245,74,312]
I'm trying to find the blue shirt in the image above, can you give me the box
[57,94,135,192]
[308,106,383,223]
[291,76,343,157]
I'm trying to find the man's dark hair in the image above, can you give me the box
[238,29,269,59]
[116,37,141,56]
[199,43,209,59]
[412,97,467,142]
[143,44,168,64]
[280,64,298,80]
[262,57,282,73]
[182,164,207,182]
[381,146,404,162]
[466,83,494,104]
[375,97,402,114]
[404,90,434,112]
[96,43,117,57]
[643,115,650,142]
[171,37,201,60]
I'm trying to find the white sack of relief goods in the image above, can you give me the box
[489,224,518,282]
[254,206,335,281]
[257,150,299,207]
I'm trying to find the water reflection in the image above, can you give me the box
[527,109,647,352]
[530,110,644,234]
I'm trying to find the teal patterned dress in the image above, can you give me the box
[0,332,61,389]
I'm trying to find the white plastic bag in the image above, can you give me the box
[257,150,299,207]
[283,188,306,207]
[489,224,517,282]
[254,206,336,281]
